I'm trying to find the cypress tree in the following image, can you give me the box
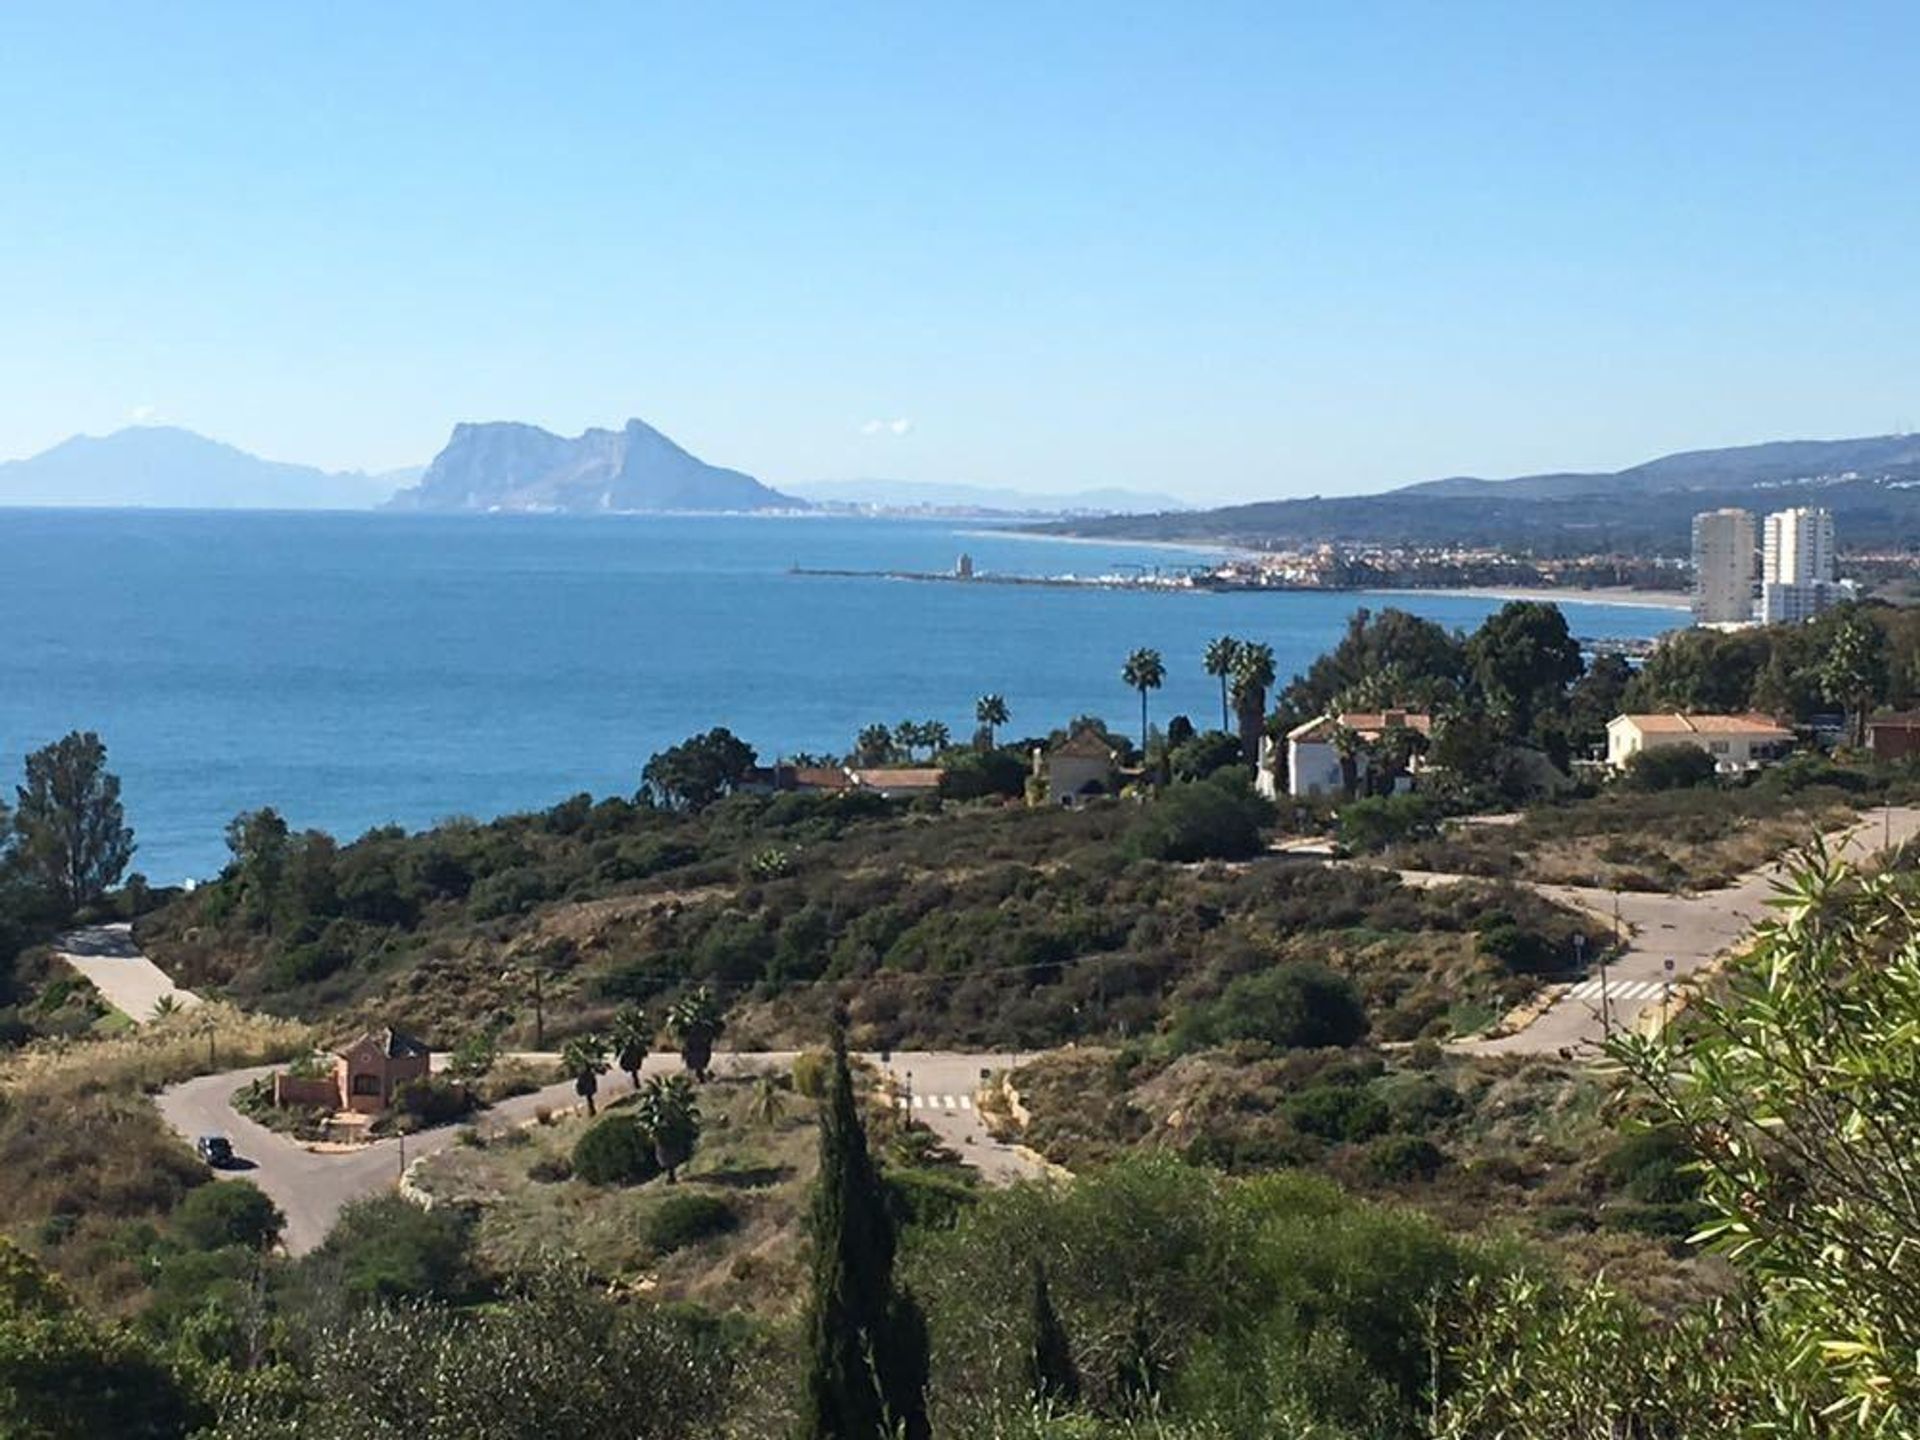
[798,1027,930,1440]
[1026,1257,1080,1407]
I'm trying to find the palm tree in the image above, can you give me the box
[1230,642,1277,762]
[855,723,896,766]
[1121,648,1166,758]
[1202,636,1242,732]
[560,1034,609,1117]
[668,986,727,1081]
[1330,723,1366,799]
[893,720,925,762]
[637,1074,702,1182]
[150,993,183,1022]
[922,720,951,756]
[609,1004,651,1093]
[975,694,1010,749]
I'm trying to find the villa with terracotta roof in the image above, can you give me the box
[1037,728,1119,805]
[844,766,944,798]
[1605,712,1794,774]
[1282,710,1432,798]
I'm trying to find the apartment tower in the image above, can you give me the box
[1760,506,1838,623]
[1690,508,1756,624]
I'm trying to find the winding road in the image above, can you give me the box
[155,1047,1042,1255]
[1427,802,1920,1055]
[84,800,1920,1253]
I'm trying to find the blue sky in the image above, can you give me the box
[3,3,1917,503]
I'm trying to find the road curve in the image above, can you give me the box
[56,922,199,1023]
[157,1047,1045,1255]
[1449,802,1920,1056]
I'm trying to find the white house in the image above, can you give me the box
[1282,711,1432,799]
[1036,728,1117,805]
[1605,713,1794,774]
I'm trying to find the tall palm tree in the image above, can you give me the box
[855,723,896,766]
[975,694,1010,749]
[668,986,727,1081]
[560,1034,609,1117]
[1230,642,1277,762]
[1202,636,1242,732]
[893,720,925,762]
[922,720,951,756]
[1121,648,1166,758]
[637,1074,702,1182]
[609,1004,651,1093]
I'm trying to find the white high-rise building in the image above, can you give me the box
[1761,507,1838,623]
[1690,508,1755,624]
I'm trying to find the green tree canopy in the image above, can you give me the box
[1465,601,1584,738]
[13,731,135,911]
[640,728,757,812]
[798,1029,930,1440]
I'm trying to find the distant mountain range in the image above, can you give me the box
[792,478,1186,516]
[389,418,801,514]
[1043,434,1920,554]
[0,427,408,509]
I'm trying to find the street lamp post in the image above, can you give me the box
[502,963,545,1049]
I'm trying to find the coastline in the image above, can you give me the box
[1367,585,1690,613]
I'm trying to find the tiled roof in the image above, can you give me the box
[848,767,943,790]
[1613,712,1792,739]
[341,1026,431,1060]
[1287,711,1432,743]
[787,766,853,790]
[1052,728,1117,760]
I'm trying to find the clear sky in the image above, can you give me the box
[3,3,1917,503]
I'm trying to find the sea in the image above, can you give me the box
[1,510,1682,882]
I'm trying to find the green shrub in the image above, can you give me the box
[307,1194,484,1305]
[171,1179,284,1252]
[1600,1126,1699,1204]
[1127,775,1270,862]
[1168,730,1245,783]
[1363,1133,1445,1182]
[1285,1084,1389,1143]
[571,1113,660,1186]
[938,750,1028,801]
[641,1192,736,1255]
[1337,794,1440,854]
[390,1075,476,1130]
[1622,745,1718,791]
[1173,962,1369,1054]
[791,1048,831,1099]
[884,1166,979,1230]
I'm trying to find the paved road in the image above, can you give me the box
[157,1047,1044,1255]
[1446,802,1920,1056]
[56,922,199,1022]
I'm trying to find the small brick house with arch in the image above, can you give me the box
[273,1026,432,1115]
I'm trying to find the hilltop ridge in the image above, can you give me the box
[389,417,804,514]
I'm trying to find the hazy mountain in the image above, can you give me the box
[1043,433,1920,554]
[0,427,402,509]
[793,478,1188,515]
[390,418,803,514]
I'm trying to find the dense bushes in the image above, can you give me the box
[1622,745,1718,792]
[641,1192,737,1255]
[1127,773,1270,862]
[572,1113,661,1186]
[171,1181,283,1253]
[1338,794,1441,853]
[303,1194,485,1306]
[1171,962,1369,1054]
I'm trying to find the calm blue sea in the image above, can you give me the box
[1,511,1680,881]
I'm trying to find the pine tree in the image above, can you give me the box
[1026,1257,1080,1408]
[797,1028,930,1440]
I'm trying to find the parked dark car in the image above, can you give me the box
[195,1134,235,1168]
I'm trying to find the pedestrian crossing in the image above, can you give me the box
[894,1093,974,1112]
[1566,977,1675,1001]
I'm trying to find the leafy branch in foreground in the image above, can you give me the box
[1606,843,1920,1433]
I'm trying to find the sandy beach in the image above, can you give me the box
[1368,585,1690,613]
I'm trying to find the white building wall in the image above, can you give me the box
[1690,508,1755,624]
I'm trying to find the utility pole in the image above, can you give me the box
[1601,889,1622,1041]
